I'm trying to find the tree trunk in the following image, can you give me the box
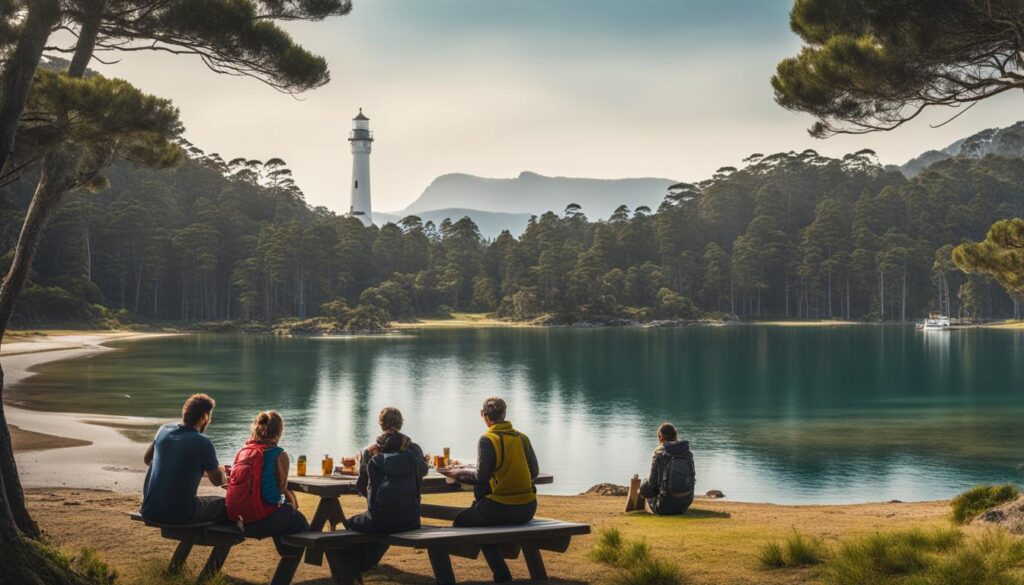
[134,261,144,312]
[0,0,60,176]
[84,225,93,281]
[785,278,789,317]
[827,271,832,318]
[901,263,907,322]
[879,268,885,322]
[0,146,81,538]
[68,0,106,78]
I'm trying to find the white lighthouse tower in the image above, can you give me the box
[348,108,374,226]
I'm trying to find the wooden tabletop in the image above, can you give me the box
[289,471,554,498]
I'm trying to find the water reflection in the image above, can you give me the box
[9,326,1024,503]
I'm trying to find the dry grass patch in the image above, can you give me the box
[590,527,687,585]
[759,531,824,569]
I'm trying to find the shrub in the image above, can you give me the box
[319,298,352,321]
[589,527,686,585]
[613,556,686,585]
[12,284,94,325]
[758,541,786,569]
[344,305,391,332]
[821,528,964,585]
[920,530,1024,585]
[759,531,823,569]
[785,532,824,566]
[71,548,117,585]
[951,484,1020,524]
[655,288,700,320]
[589,527,624,565]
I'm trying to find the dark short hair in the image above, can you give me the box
[481,397,507,423]
[378,407,403,431]
[657,422,678,441]
[250,410,284,442]
[182,394,216,426]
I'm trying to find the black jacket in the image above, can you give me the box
[640,440,694,516]
[348,431,428,534]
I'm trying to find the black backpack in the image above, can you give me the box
[659,447,695,500]
[368,449,421,532]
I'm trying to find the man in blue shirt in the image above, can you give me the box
[141,394,228,524]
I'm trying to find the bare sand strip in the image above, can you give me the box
[4,332,176,492]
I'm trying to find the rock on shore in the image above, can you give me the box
[972,496,1024,534]
[583,483,629,496]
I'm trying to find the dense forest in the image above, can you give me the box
[3,145,1023,328]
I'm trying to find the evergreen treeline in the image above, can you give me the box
[5,147,1024,327]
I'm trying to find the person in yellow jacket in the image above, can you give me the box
[433,397,540,584]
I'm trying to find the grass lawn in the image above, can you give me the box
[28,489,960,585]
[391,313,535,329]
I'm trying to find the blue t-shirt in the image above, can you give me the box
[261,446,284,505]
[141,423,219,523]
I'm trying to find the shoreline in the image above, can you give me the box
[4,331,177,493]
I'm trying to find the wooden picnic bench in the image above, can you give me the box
[130,511,314,585]
[288,472,554,566]
[129,512,246,584]
[280,503,591,585]
[131,472,570,585]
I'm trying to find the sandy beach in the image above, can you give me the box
[4,331,177,492]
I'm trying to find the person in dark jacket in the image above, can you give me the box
[433,397,540,584]
[639,423,695,516]
[345,407,428,572]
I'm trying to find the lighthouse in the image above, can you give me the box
[348,108,374,226]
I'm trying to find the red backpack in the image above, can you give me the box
[225,440,279,524]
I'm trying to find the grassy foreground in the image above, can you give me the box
[27,488,968,585]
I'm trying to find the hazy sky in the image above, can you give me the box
[90,0,1024,215]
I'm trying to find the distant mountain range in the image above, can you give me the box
[378,171,675,238]
[400,171,673,214]
[899,121,1024,177]
[374,122,1024,238]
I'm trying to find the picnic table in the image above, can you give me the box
[288,471,555,565]
[132,470,569,585]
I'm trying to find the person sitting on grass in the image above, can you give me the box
[639,422,695,516]
[225,411,309,560]
[434,397,540,585]
[344,407,428,572]
[142,393,228,524]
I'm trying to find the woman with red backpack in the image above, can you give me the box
[226,411,309,559]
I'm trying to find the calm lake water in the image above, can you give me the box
[9,326,1024,503]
